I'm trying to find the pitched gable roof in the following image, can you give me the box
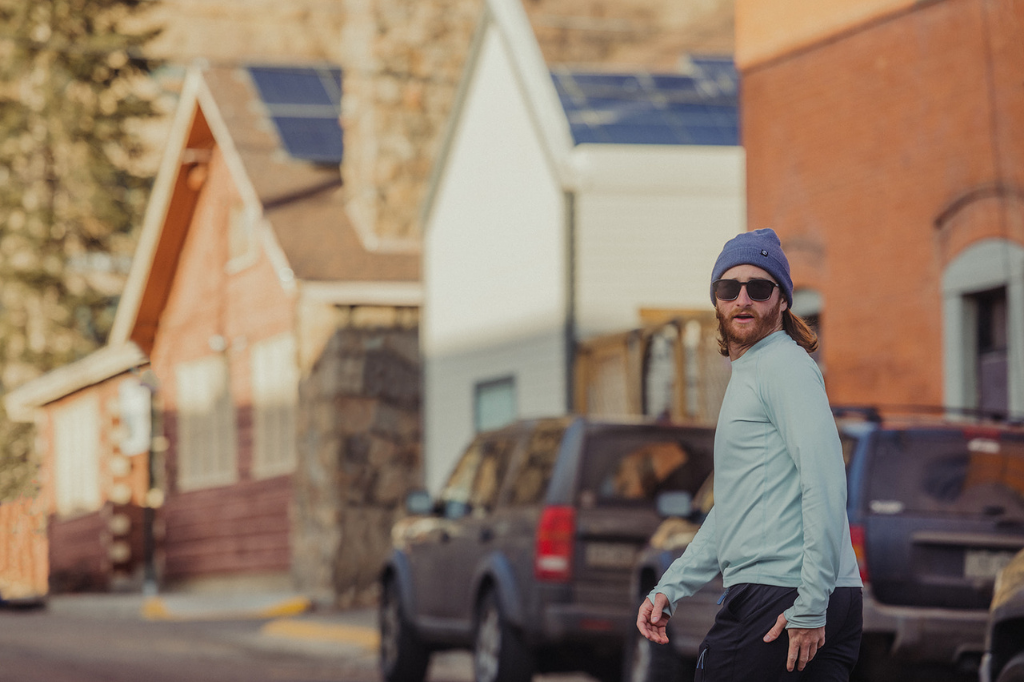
[423,0,741,224]
[110,65,420,354]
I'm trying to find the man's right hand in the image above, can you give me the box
[636,593,671,644]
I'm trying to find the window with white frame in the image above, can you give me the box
[943,239,1024,416]
[474,376,516,432]
[54,396,101,516]
[175,355,237,490]
[250,334,299,477]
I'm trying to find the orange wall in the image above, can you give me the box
[736,0,915,69]
[0,499,48,599]
[149,145,296,581]
[740,0,1024,406]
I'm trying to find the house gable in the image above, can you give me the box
[110,70,269,357]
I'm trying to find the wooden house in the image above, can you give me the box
[6,64,422,604]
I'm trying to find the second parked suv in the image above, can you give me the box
[378,417,715,682]
[625,408,1024,681]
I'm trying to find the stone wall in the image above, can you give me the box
[292,306,421,607]
[339,0,482,245]
[524,0,735,69]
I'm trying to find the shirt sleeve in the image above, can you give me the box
[646,506,720,617]
[759,353,847,629]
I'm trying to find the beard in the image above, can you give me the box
[716,297,784,353]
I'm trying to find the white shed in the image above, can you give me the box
[421,0,746,491]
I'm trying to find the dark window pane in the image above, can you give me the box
[505,425,566,507]
[578,427,714,506]
[868,431,1024,517]
[469,436,518,510]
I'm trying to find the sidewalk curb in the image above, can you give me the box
[141,595,312,621]
[260,618,380,650]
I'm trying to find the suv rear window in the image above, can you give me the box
[868,429,1024,517]
[577,427,714,507]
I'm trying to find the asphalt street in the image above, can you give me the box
[0,598,979,682]
[0,600,571,682]
[0,607,374,682]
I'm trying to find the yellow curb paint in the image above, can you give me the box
[261,619,380,650]
[142,597,171,620]
[256,597,313,619]
[140,596,312,622]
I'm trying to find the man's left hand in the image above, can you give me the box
[762,613,825,672]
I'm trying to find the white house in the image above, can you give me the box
[421,0,746,491]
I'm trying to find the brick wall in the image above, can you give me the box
[741,0,1024,406]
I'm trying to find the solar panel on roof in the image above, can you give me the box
[248,65,344,164]
[552,59,740,147]
[271,117,344,164]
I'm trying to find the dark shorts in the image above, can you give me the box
[694,584,863,682]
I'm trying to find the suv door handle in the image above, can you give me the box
[479,527,494,543]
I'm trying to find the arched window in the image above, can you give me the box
[942,239,1024,416]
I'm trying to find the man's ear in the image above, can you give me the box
[781,297,788,314]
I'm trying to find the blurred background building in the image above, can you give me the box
[737,0,1024,416]
[1,0,1020,611]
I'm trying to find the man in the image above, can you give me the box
[636,229,863,681]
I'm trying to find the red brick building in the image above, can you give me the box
[736,0,1024,414]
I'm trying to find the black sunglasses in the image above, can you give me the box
[713,278,778,302]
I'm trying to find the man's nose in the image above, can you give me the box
[735,285,754,305]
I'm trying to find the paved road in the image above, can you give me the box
[0,608,376,682]
[0,604,570,682]
[0,603,979,682]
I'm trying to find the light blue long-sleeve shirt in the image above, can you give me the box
[649,330,861,629]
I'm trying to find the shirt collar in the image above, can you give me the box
[731,329,788,366]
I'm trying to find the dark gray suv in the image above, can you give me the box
[625,410,1024,682]
[378,416,715,682]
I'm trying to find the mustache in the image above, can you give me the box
[727,307,761,321]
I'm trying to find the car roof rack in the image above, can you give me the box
[831,404,1024,427]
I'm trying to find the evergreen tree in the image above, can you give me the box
[0,0,159,500]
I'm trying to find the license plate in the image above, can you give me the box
[964,550,1016,580]
[585,543,636,569]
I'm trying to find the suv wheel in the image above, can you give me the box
[474,590,533,682]
[998,653,1024,682]
[380,577,430,682]
[623,628,688,682]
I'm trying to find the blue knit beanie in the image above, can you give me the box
[710,228,793,307]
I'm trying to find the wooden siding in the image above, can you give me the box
[571,147,745,340]
[423,24,567,491]
[48,503,146,593]
[148,142,296,583]
[161,475,291,580]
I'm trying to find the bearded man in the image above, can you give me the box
[636,229,863,681]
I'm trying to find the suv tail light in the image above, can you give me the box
[535,506,576,582]
[849,523,869,582]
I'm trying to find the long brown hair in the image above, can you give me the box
[783,309,819,354]
[717,307,819,356]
